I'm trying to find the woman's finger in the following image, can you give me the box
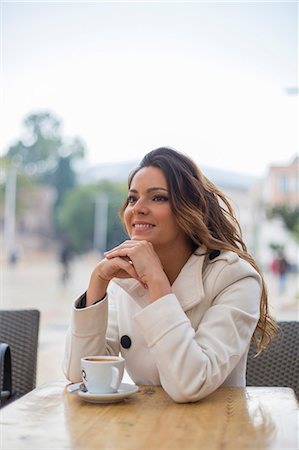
[104,241,134,255]
[111,257,137,277]
[104,239,147,256]
[110,257,147,288]
[105,248,133,260]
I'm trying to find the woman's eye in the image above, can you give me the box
[153,195,168,202]
[127,195,137,204]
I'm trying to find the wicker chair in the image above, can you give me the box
[246,321,299,399]
[0,309,40,406]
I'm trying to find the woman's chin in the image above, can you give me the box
[131,235,149,241]
[130,233,153,243]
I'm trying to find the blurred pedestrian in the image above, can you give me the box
[275,251,290,293]
[8,247,19,267]
[59,240,72,284]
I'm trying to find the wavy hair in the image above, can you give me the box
[119,147,278,351]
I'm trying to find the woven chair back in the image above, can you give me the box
[0,309,40,400]
[246,321,299,399]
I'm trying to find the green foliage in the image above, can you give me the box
[0,156,10,211]
[57,185,95,253]
[52,156,77,209]
[3,111,131,251]
[4,111,86,234]
[268,205,299,243]
[57,181,128,254]
[6,112,62,170]
[268,242,284,253]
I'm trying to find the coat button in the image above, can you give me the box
[209,250,221,260]
[120,335,131,349]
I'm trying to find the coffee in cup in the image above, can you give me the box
[81,355,125,394]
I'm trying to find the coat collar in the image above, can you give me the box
[112,245,207,311]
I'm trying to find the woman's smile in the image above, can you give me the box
[132,221,155,231]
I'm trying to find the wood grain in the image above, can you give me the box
[1,382,298,449]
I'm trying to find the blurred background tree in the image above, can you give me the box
[6,112,62,171]
[4,111,86,237]
[2,110,130,257]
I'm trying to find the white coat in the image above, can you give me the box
[63,247,261,403]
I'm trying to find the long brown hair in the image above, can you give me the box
[120,147,278,351]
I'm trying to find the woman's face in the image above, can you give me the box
[123,166,187,250]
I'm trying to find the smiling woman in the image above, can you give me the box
[63,147,278,403]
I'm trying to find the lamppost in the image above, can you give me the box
[4,166,17,262]
[93,193,108,254]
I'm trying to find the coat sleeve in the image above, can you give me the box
[134,264,261,403]
[62,292,120,383]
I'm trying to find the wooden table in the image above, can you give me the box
[0,382,298,449]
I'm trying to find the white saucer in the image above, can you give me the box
[77,383,139,403]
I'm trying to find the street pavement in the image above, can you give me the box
[1,252,298,386]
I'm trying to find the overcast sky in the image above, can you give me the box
[1,1,298,177]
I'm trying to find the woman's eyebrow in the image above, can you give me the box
[129,187,168,193]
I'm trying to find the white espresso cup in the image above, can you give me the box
[81,355,125,394]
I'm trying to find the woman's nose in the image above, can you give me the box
[132,199,148,214]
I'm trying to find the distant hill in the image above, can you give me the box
[79,160,258,191]
[78,160,137,185]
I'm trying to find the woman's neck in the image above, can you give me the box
[156,240,194,285]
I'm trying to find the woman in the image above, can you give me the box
[63,147,277,403]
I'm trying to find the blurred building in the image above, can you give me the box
[201,167,260,254]
[18,185,56,248]
[258,155,299,269]
[264,156,299,207]
[1,176,56,257]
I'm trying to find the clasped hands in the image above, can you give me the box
[86,240,171,306]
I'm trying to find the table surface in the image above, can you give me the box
[0,382,298,450]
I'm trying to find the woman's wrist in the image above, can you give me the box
[86,271,110,306]
[76,292,106,309]
[146,275,172,303]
